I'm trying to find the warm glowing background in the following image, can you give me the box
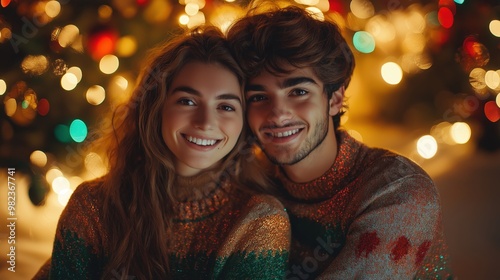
[0,0,499,279]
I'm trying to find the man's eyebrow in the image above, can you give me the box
[171,86,241,104]
[282,77,318,88]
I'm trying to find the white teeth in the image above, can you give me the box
[272,129,299,138]
[187,136,217,146]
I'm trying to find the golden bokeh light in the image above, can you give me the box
[45,0,61,18]
[116,36,138,57]
[21,55,49,76]
[185,3,199,16]
[52,176,70,194]
[381,62,403,85]
[179,14,189,25]
[187,12,205,29]
[60,72,78,91]
[98,5,113,19]
[46,168,63,185]
[0,79,6,95]
[4,98,17,117]
[417,135,438,159]
[58,24,80,48]
[86,85,106,105]
[450,122,471,144]
[485,70,500,90]
[350,0,375,19]
[489,20,500,37]
[30,150,48,167]
[66,66,82,83]
[99,54,119,74]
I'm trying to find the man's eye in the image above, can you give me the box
[291,89,308,96]
[177,98,195,106]
[247,94,267,103]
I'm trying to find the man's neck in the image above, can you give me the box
[282,126,338,183]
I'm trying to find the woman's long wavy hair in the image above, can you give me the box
[98,26,267,279]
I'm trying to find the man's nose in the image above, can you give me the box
[267,98,293,125]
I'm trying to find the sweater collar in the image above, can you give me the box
[278,130,363,202]
[173,168,233,221]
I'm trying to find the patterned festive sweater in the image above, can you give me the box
[33,170,290,279]
[279,130,454,280]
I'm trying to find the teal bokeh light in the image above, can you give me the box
[353,31,375,54]
[69,119,87,143]
[54,124,71,143]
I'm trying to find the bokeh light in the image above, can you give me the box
[179,14,189,25]
[45,0,61,18]
[84,152,107,178]
[381,62,403,85]
[497,92,500,108]
[185,3,199,16]
[489,20,500,37]
[21,55,49,76]
[58,24,80,48]
[4,98,16,117]
[0,79,6,95]
[37,98,50,116]
[450,122,471,144]
[116,36,138,57]
[69,119,88,142]
[484,101,500,122]
[353,31,375,54]
[350,0,374,19]
[417,135,438,159]
[305,7,324,21]
[60,72,78,91]
[54,124,71,142]
[30,150,48,168]
[438,7,453,29]
[52,176,70,194]
[98,5,113,19]
[469,68,486,90]
[46,168,63,185]
[99,54,119,74]
[67,66,83,83]
[484,70,500,90]
[86,85,106,105]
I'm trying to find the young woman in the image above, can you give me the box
[34,26,290,279]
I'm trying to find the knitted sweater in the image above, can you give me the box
[280,130,453,280]
[33,170,290,279]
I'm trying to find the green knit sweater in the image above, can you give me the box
[33,170,290,279]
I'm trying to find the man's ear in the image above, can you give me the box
[328,86,344,116]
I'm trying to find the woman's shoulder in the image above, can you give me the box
[231,185,288,219]
[62,177,106,217]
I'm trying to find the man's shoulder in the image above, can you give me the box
[362,146,432,183]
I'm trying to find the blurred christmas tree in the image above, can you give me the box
[0,0,499,206]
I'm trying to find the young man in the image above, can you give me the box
[227,4,454,279]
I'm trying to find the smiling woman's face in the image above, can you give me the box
[161,62,243,176]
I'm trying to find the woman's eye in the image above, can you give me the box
[177,98,195,106]
[247,94,267,103]
[219,105,235,111]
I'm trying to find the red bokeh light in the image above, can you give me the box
[87,29,118,60]
[484,101,500,122]
[37,98,50,116]
[438,7,454,29]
